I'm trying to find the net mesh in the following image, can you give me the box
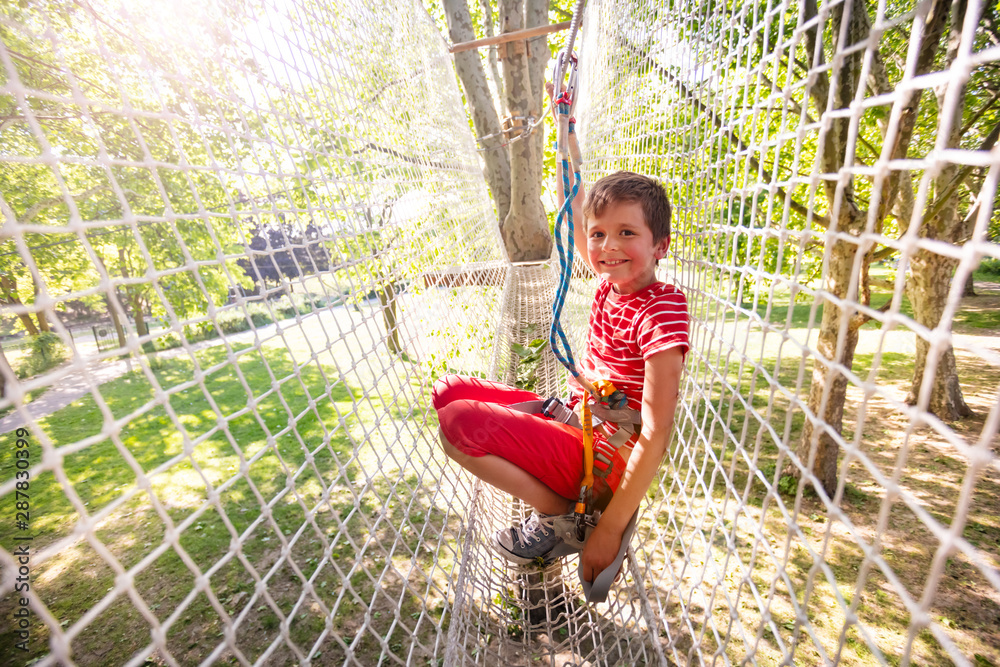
[0,0,998,665]
[579,0,1000,665]
[1,1,496,664]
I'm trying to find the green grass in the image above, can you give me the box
[973,258,1000,280]
[729,268,1000,334]
[0,339,457,666]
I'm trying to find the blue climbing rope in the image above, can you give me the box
[549,111,582,381]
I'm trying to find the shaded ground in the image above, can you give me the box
[647,280,1000,666]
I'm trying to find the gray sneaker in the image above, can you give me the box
[493,512,565,564]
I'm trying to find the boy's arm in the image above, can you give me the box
[579,346,684,583]
[566,130,589,271]
[548,80,590,272]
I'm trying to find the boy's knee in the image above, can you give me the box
[438,427,466,463]
[431,375,454,410]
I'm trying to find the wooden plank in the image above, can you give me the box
[448,21,571,54]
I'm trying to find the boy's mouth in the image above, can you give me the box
[601,259,628,266]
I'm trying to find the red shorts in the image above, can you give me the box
[432,374,585,500]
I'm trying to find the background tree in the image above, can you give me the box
[902,0,997,419]
[0,0,256,351]
[641,0,995,494]
[440,0,553,261]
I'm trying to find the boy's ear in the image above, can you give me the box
[654,236,670,260]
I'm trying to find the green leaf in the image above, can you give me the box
[511,342,531,358]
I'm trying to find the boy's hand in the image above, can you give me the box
[580,521,622,583]
[545,81,568,121]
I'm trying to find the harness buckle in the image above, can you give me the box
[541,397,574,423]
[594,378,629,410]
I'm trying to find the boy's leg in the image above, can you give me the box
[433,374,589,563]
[431,374,540,410]
[439,428,572,515]
[433,374,584,508]
[436,399,584,503]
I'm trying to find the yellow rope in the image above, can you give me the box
[575,398,594,519]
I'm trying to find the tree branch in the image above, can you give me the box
[6,47,117,100]
[849,298,894,332]
[352,141,460,171]
[549,3,571,21]
[981,0,1000,47]
[959,87,1000,137]
[21,184,106,224]
[921,117,1000,227]
[619,36,830,227]
[801,0,830,113]
[870,117,998,265]
[874,0,952,223]
[758,70,815,124]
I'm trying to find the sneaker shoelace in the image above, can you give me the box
[517,513,557,548]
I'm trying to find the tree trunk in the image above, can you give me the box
[132,297,149,338]
[906,250,973,419]
[525,0,547,185]
[119,247,154,352]
[962,271,976,297]
[33,280,50,332]
[904,233,973,425]
[479,0,507,116]
[442,0,512,226]
[13,312,38,336]
[790,0,952,495]
[378,282,402,356]
[904,0,973,421]
[796,219,865,497]
[0,344,11,398]
[793,0,871,497]
[127,290,152,350]
[108,294,127,349]
[499,0,551,262]
[0,275,40,335]
[84,238,128,349]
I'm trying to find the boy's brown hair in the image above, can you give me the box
[583,171,671,244]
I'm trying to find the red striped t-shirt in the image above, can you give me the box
[580,279,689,412]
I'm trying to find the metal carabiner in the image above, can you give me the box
[550,48,580,119]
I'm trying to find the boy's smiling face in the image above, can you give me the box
[586,201,669,295]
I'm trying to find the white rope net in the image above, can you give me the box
[0,1,498,664]
[0,0,997,666]
[578,0,1000,665]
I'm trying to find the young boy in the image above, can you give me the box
[432,171,688,584]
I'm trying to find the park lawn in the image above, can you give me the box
[695,265,1000,335]
[0,337,459,666]
[649,281,1000,666]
